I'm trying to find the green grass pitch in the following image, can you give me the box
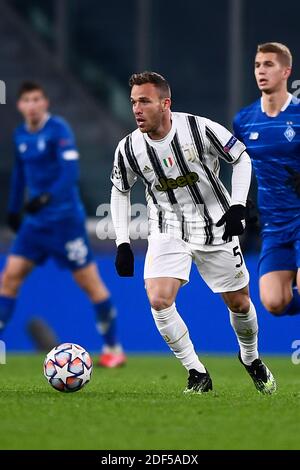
[0,354,299,450]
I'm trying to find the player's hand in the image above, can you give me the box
[285,165,300,197]
[25,193,51,214]
[7,212,22,233]
[115,243,134,277]
[216,204,246,241]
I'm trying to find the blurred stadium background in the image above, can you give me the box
[1,0,300,354]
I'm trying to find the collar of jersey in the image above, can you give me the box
[260,93,293,114]
[143,114,176,147]
[25,112,51,133]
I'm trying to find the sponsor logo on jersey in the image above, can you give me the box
[284,125,296,142]
[223,136,237,152]
[249,132,259,140]
[142,165,153,173]
[155,172,199,191]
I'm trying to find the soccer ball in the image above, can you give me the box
[44,343,93,392]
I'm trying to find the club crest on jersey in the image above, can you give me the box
[155,172,199,191]
[284,125,296,142]
[249,132,259,140]
[163,157,174,168]
[182,145,197,162]
[37,138,46,151]
[223,136,237,152]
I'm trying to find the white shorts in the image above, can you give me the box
[144,233,249,293]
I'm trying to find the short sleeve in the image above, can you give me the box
[111,143,137,192]
[205,118,246,163]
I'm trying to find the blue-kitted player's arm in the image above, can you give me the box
[47,120,79,195]
[7,146,25,232]
[25,119,80,214]
[232,114,243,142]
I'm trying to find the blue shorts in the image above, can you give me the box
[259,223,300,278]
[11,218,94,271]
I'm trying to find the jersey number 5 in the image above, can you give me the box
[233,246,243,268]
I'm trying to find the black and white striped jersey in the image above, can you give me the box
[111,112,246,244]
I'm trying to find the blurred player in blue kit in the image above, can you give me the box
[0,81,126,367]
[234,42,300,317]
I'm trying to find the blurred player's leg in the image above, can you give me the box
[72,262,126,367]
[146,277,212,393]
[0,255,34,332]
[260,270,300,316]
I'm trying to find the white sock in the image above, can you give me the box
[229,300,259,365]
[151,303,206,373]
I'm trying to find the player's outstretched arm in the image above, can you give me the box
[216,151,252,241]
[111,185,134,277]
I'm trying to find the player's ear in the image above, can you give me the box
[162,97,171,111]
[284,67,292,80]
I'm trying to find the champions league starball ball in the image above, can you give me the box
[44,343,93,392]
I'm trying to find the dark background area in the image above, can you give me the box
[1,0,299,250]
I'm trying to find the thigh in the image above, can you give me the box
[51,219,94,271]
[144,233,192,285]
[193,238,249,293]
[0,255,35,295]
[260,270,295,303]
[145,277,182,307]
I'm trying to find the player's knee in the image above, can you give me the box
[262,297,289,316]
[225,294,250,313]
[148,293,173,311]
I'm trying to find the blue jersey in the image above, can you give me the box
[233,94,300,228]
[9,114,85,225]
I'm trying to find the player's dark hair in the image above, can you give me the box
[257,42,292,67]
[129,71,171,98]
[17,81,47,99]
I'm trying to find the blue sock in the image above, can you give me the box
[281,288,300,316]
[0,295,16,332]
[94,298,118,347]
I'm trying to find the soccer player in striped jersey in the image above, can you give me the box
[110,71,276,394]
[234,43,300,318]
[0,81,126,368]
